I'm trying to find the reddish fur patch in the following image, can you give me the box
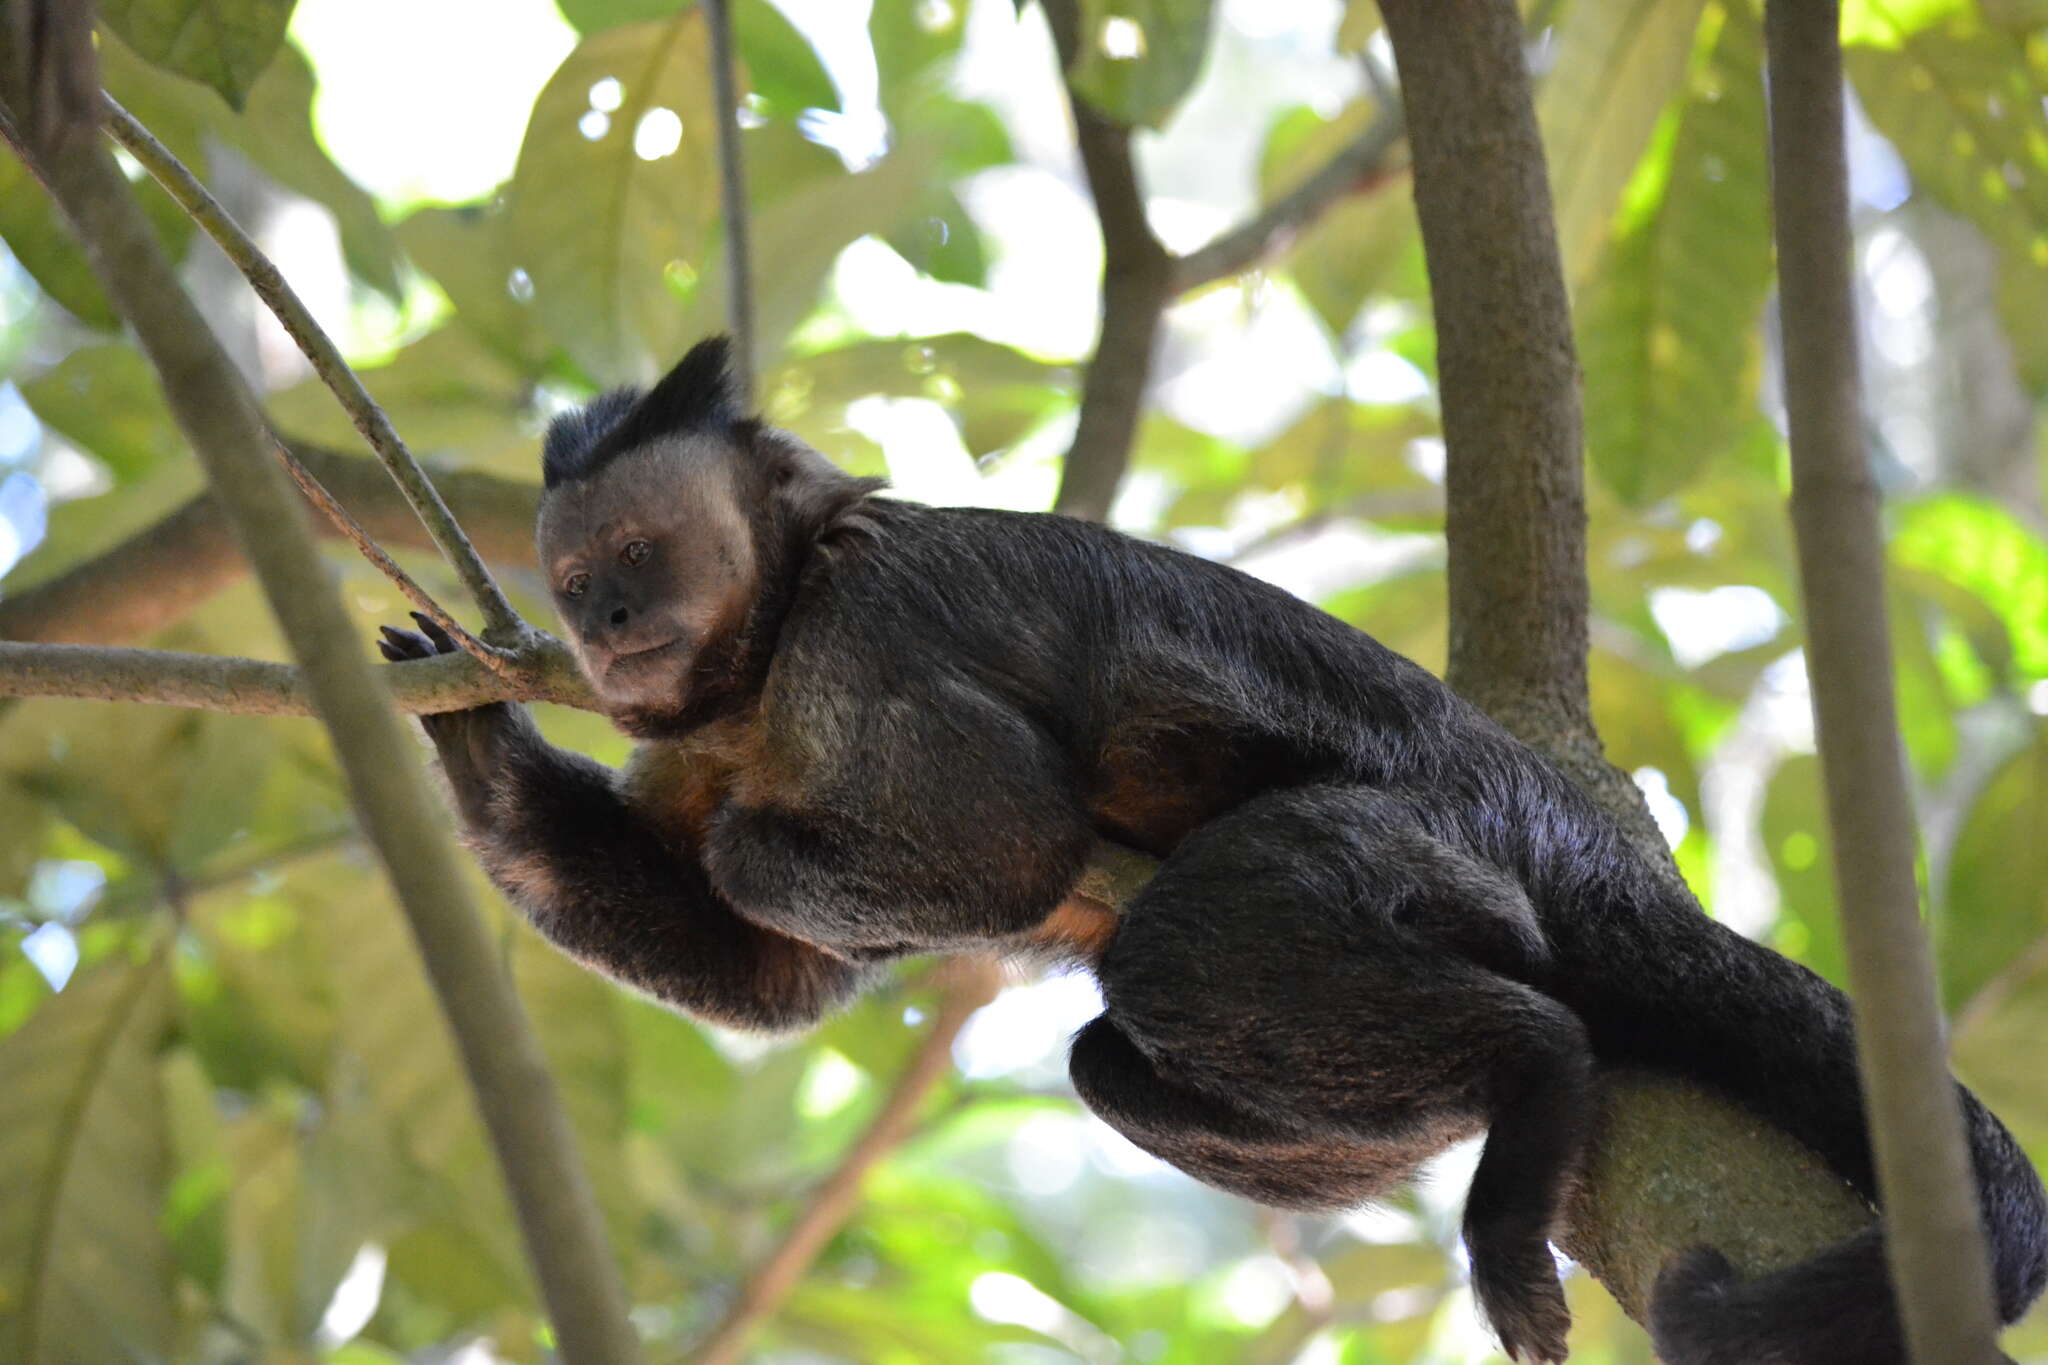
[621,708,797,847]
[1021,896,1120,966]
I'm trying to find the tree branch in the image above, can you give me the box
[1043,0,1173,524]
[1,99,641,1364]
[1374,0,1876,1331]
[101,96,530,646]
[0,446,540,646]
[1171,110,1407,293]
[689,959,1005,1365]
[704,0,754,401]
[0,638,588,716]
[1765,2,2003,1357]
[272,440,509,674]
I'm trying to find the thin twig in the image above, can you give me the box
[1765,3,2004,1357]
[690,959,1005,1365]
[1172,110,1408,292]
[703,0,754,401]
[98,96,530,647]
[270,442,512,676]
[1222,487,1446,565]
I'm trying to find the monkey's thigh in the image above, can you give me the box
[1076,786,1591,1360]
[1075,787,1589,1308]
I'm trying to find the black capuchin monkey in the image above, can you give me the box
[379,337,2047,1364]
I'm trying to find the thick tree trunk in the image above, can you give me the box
[1374,0,1875,1333]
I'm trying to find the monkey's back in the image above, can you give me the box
[772,498,1594,881]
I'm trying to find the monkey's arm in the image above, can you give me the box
[380,621,867,1030]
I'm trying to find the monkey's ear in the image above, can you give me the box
[636,335,744,436]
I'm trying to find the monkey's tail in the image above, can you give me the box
[1549,891,2048,1365]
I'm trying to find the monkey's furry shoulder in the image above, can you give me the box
[380,336,2048,1365]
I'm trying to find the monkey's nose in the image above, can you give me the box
[609,605,629,628]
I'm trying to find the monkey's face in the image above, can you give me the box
[535,438,759,710]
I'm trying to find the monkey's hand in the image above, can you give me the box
[377,612,540,830]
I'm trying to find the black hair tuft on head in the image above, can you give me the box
[542,387,641,489]
[539,335,746,489]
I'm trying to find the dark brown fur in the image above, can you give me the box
[381,338,2047,1365]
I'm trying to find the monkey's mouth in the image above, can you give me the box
[602,638,688,676]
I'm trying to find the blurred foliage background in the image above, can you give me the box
[3,0,2048,1361]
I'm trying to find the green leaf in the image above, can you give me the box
[687,140,944,369]
[219,1093,397,1345]
[99,33,402,296]
[731,0,839,116]
[513,928,637,1260]
[0,149,118,329]
[870,0,972,99]
[556,0,838,115]
[507,13,722,381]
[8,703,272,870]
[398,205,554,374]
[882,95,1011,287]
[1068,0,1217,130]
[18,343,187,484]
[1760,754,1848,986]
[555,0,677,29]
[267,326,535,470]
[1891,493,2048,681]
[886,188,992,285]
[159,1047,228,1295]
[100,0,298,109]
[774,333,1068,460]
[0,952,176,1365]
[1256,101,1420,333]
[1539,0,1710,286]
[1846,17,2048,395]
[1942,726,2048,1011]
[1580,2,1772,506]
[0,785,50,900]
[0,144,195,331]
[312,865,534,1313]
[1336,0,1380,54]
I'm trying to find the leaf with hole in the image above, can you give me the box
[1068,0,1217,130]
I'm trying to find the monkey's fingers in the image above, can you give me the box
[409,611,461,656]
[378,624,436,662]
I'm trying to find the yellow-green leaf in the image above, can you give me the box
[507,13,722,382]
[1539,0,1710,286]
[0,952,175,1365]
[1580,2,1772,505]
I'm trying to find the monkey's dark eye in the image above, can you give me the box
[620,539,652,568]
[562,572,590,599]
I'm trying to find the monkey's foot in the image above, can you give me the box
[1472,1238,1570,1363]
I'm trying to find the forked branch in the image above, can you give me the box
[101,96,529,647]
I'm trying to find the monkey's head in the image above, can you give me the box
[535,337,880,721]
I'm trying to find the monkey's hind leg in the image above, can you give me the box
[1077,785,1591,1365]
